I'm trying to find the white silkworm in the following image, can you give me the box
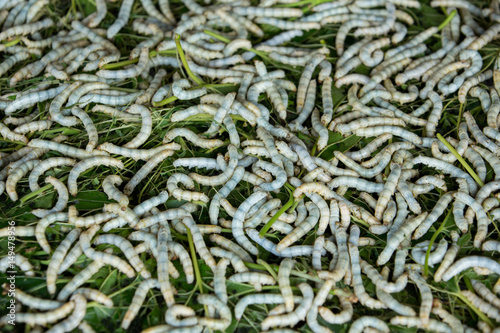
[102,175,128,207]
[391,316,452,333]
[442,256,500,281]
[106,0,133,38]
[164,128,223,149]
[93,234,150,278]
[454,191,489,248]
[349,242,386,309]
[461,290,500,322]
[0,301,75,327]
[68,156,124,196]
[378,213,428,266]
[32,176,69,218]
[122,279,159,329]
[158,225,175,307]
[260,283,314,331]
[6,159,40,201]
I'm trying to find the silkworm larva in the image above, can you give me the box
[233,6,302,17]
[13,119,52,135]
[5,159,40,201]
[246,228,319,258]
[73,287,113,307]
[56,247,111,300]
[349,316,390,333]
[97,142,179,161]
[93,234,150,278]
[350,242,387,309]
[0,301,75,327]
[32,176,69,218]
[360,259,408,293]
[164,304,198,327]
[376,268,416,316]
[413,192,455,239]
[197,294,231,330]
[277,202,319,251]
[124,149,174,195]
[68,106,98,153]
[412,156,478,195]
[182,217,216,271]
[68,156,123,196]
[163,128,223,149]
[79,225,136,278]
[46,228,81,294]
[102,175,129,208]
[13,288,63,310]
[106,0,133,38]
[120,104,153,149]
[442,256,500,282]
[260,283,314,331]
[461,290,500,322]
[166,173,209,203]
[453,192,489,248]
[232,191,267,255]
[378,213,428,266]
[318,293,353,325]
[213,257,230,305]
[45,294,87,333]
[0,16,53,41]
[122,279,159,329]
[155,224,175,307]
[235,294,303,320]
[411,239,449,268]
[0,225,34,238]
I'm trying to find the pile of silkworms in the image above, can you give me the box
[1,0,500,332]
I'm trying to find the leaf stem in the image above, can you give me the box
[186,228,204,293]
[436,134,484,187]
[259,187,295,237]
[175,34,205,86]
[438,10,457,31]
[424,209,451,277]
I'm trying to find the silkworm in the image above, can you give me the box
[413,192,454,239]
[246,228,319,257]
[0,226,35,238]
[349,316,390,333]
[68,156,124,196]
[79,226,136,280]
[106,0,134,38]
[31,176,69,218]
[0,252,35,277]
[97,142,179,161]
[56,248,110,301]
[0,301,75,327]
[260,283,314,331]
[235,294,303,320]
[233,6,302,17]
[412,156,477,195]
[6,159,40,201]
[442,256,500,281]
[93,234,150,278]
[461,290,500,322]
[277,202,319,251]
[101,175,128,208]
[0,17,53,41]
[378,213,428,266]
[454,191,489,248]
[182,216,216,271]
[121,279,159,329]
[98,47,150,79]
[13,288,63,310]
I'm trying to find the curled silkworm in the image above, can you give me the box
[68,156,124,196]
